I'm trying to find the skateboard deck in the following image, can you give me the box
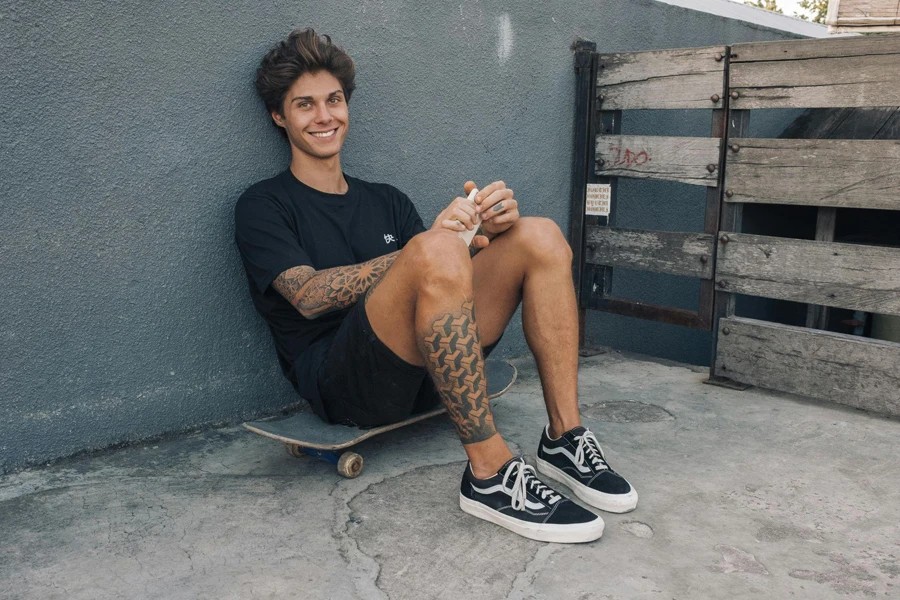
[245,359,517,477]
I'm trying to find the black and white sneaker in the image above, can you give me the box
[459,456,604,543]
[536,426,638,514]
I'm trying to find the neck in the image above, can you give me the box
[289,151,347,194]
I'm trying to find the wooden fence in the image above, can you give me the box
[569,42,727,332]
[827,0,900,34]
[570,34,900,417]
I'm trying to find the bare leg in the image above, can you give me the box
[365,219,582,474]
[365,230,513,478]
[471,217,582,438]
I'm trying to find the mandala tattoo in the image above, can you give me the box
[419,298,496,444]
[273,251,399,319]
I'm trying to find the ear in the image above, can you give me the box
[271,110,286,129]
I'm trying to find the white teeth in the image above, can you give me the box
[310,129,336,138]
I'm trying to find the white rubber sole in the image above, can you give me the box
[459,494,604,544]
[536,457,639,514]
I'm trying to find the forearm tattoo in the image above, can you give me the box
[273,251,399,319]
[419,298,497,444]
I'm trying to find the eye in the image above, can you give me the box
[329,96,342,104]
[297,101,311,109]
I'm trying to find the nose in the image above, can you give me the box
[314,102,333,124]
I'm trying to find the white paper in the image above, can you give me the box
[459,188,481,246]
[585,183,611,216]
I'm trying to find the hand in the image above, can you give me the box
[465,180,519,239]
[431,190,491,249]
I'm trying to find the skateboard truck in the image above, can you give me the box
[286,445,364,478]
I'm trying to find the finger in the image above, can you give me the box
[441,219,467,232]
[472,235,490,249]
[486,210,519,225]
[440,197,467,223]
[480,195,517,218]
[463,180,477,196]
[451,214,475,231]
[452,206,477,229]
[489,191,515,214]
[475,188,514,214]
[474,180,507,205]
[453,199,478,218]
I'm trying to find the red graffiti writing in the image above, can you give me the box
[606,146,651,168]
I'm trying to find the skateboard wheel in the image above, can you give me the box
[337,452,364,478]
[285,443,305,458]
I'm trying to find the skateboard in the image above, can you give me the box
[244,359,517,478]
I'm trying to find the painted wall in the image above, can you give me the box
[0,0,805,472]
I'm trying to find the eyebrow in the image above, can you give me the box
[291,90,344,103]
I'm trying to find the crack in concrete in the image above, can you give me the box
[329,476,390,600]
[329,457,500,600]
[327,458,468,600]
[503,544,560,600]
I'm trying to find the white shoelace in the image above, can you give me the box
[574,429,610,472]
[502,460,562,511]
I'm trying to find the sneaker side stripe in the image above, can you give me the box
[542,446,592,474]
[470,483,546,511]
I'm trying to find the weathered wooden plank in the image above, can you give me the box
[585,226,715,279]
[829,23,900,32]
[730,35,900,109]
[597,46,726,110]
[716,317,900,417]
[828,0,900,26]
[723,138,900,210]
[716,233,900,316]
[731,34,900,63]
[731,56,900,109]
[595,135,721,186]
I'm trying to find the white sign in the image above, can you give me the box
[585,184,611,216]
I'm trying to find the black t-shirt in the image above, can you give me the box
[234,169,426,407]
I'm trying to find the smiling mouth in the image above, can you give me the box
[308,128,338,139]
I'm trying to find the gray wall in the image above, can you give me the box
[0,0,803,472]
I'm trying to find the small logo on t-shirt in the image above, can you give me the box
[384,234,397,244]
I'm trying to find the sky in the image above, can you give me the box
[728,0,812,20]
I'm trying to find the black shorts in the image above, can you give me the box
[315,300,500,428]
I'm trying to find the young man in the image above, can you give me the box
[235,29,638,543]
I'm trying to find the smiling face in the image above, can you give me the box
[272,70,349,162]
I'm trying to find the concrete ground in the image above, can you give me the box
[1,350,898,600]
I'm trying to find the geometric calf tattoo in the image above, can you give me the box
[419,298,497,444]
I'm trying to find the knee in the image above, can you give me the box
[508,217,573,265]
[405,229,473,287]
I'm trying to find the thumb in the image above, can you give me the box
[472,235,490,249]
[463,180,477,196]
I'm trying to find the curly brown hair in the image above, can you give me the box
[255,28,356,116]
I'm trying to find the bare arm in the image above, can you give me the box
[272,251,400,319]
